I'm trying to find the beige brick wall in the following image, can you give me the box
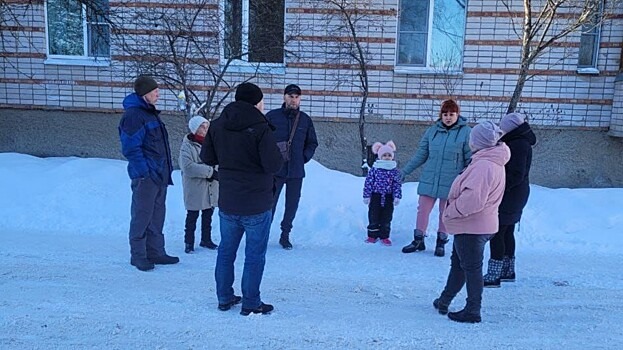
[1,0,621,129]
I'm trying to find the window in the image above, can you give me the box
[223,0,285,64]
[397,0,467,71]
[577,0,603,72]
[45,0,110,62]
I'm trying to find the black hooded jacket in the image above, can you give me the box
[200,101,283,215]
[498,122,537,225]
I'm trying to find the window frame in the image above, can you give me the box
[576,0,603,74]
[395,0,467,75]
[44,0,110,66]
[220,0,285,70]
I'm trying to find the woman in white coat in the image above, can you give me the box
[179,116,219,253]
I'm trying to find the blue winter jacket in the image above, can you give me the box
[402,117,471,199]
[119,93,173,186]
[266,105,318,179]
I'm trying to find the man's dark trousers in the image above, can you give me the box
[272,176,303,234]
[129,177,167,259]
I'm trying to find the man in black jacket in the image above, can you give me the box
[266,84,318,250]
[200,82,283,316]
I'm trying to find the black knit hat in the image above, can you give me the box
[235,82,263,105]
[284,84,301,95]
[134,76,158,96]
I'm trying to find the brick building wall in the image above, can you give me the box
[1,0,622,128]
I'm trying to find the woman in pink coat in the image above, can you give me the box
[432,121,510,323]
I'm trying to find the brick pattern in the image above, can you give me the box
[610,78,623,136]
[1,0,622,129]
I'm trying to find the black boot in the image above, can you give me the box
[199,208,217,249]
[433,298,449,315]
[148,254,180,265]
[448,309,481,323]
[500,256,516,282]
[200,240,218,250]
[279,231,293,250]
[401,229,425,253]
[130,257,155,271]
[434,232,449,257]
[218,295,242,311]
[184,243,194,254]
[484,259,503,288]
[240,302,274,316]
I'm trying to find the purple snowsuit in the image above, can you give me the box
[363,163,402,239]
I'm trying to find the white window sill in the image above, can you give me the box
[222,61,285,75]
[576,67,600,75]
[44,57,111,67]
[394,67,463,76]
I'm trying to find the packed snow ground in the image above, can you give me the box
[1,153,622,349]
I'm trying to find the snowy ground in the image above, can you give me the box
[1,153,622,349]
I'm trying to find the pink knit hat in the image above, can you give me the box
[372,140,396,159]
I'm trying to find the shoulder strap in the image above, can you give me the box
[287,111,300,145]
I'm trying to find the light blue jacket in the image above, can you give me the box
[402,117,471,199]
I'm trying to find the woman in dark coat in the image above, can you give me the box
[484,113,537,287]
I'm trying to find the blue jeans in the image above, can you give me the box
[215,210,272,309]
[439,233,494,315]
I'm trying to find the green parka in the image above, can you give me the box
[402,117,472,199]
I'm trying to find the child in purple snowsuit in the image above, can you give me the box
[363,141,402,246]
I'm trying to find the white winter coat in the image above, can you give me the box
[179,134,218,210]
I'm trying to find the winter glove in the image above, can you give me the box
[207,170,219,182]
[394,198,400,206]
[363,198,370,205]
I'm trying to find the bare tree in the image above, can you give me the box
[320,0,379,174]
[114,0,296,121]
[1,0,36,74]
[503,0,622,113]
[115,0,235,120]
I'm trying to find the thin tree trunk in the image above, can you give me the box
[507,0,533,114]
[507,66,529,114]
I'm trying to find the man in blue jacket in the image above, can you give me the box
[119,76,179,272]
[266,84,318,250]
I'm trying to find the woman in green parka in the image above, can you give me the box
[401,100,471,257]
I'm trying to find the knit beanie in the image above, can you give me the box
[469,121,503,152]
[188,116,208,134]
[372,140,396,159]
[499,112,525,133]
[134,76,158,96]
[235,82,264,105]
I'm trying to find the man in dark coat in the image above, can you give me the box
[484,113,537,287]
[119,75,179,272]
[200,82,283,316]
[266,84,318,250]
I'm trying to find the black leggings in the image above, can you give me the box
[184,208,214,245]
[489,224,516,260]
